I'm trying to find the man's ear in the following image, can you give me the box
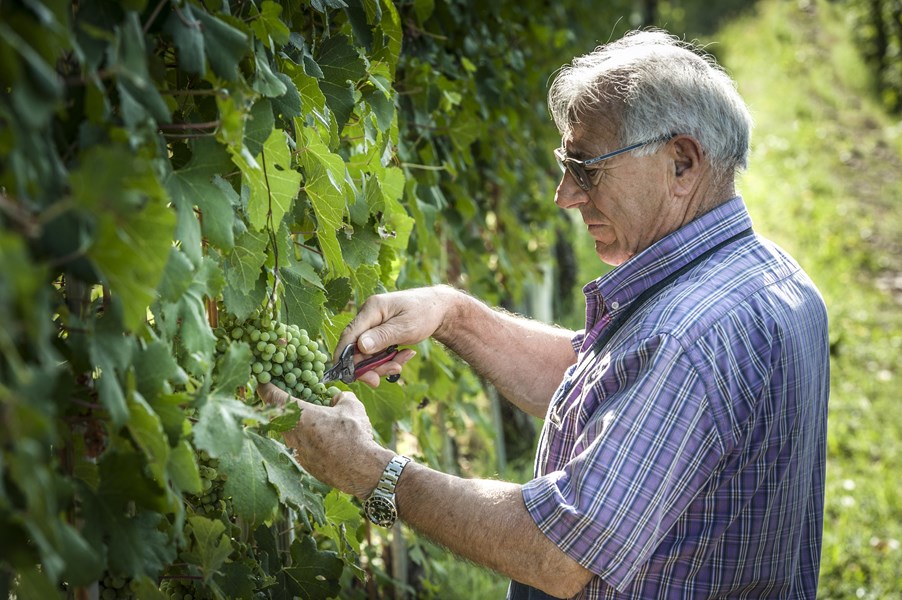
[670,135,704,195]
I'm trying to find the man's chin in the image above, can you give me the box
[594,240,627,267]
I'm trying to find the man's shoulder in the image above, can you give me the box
[638,234,825,345]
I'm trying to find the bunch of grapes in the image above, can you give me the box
[97,573,138,599]
[158,575,213,600]
[215,309,341,406]
[187,451,229,517]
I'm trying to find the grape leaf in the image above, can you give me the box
[299,128,348,276]
[245,99,275,157]
[126,393,171,484]
[226,230,269,293]
[184,516,233,582]
[78,487,176,580]
[339,222,381,268]
[353,381,408,442]
[147,392,192,447]
[56,521,105,587]
[315,35,365,129]
[240,128,302,231]
[194,9,249,80]
[281,267,326,335]
[97,449,167,512]
[90,198,176,332]
[324,277,352,313]
[350,263,380,299]
[249,432,326,524]
[222,269,268,322]
[310,0,349,13]
[275,536,343,600]
[194,396,262,458]
[87,315,135,427]
[253,40,288,97]
[219,436,280,525]
[252,1,291,48]
[272,72,303,119]
[321,489,363,552]
[215,561,257,600]
[213,342,253,398]
[167,439,202,495]
[134,337,185,402]
[167,138,236,251]
[378,166,414,251]
[163,3,205,75]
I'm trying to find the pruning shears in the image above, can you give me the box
[321,344,401,384]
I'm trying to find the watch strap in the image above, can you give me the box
[364,455,410,527]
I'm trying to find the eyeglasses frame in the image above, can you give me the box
[554,136,674,192]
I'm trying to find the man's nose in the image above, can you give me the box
[554,174,588,209]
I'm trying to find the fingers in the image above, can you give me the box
[334,293,429,360]
[351,349,416,388]
[257,382,291,407]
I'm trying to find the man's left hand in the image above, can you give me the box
[256,383,393,499]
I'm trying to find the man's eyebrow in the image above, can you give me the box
[564,146,591,161]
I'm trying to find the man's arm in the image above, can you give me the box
[395,461,594,599]
[260,386,594,599]
[336,286,577,418]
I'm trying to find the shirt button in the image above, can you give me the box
[611,301,620,310]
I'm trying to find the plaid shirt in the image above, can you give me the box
[518,198,829,599]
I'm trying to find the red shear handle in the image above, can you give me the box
[353,345,400,379]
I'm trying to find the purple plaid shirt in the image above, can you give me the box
[519,197,829,598]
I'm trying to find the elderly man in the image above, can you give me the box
[261,30,829,599]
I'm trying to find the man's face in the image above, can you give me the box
[554,122,680,267]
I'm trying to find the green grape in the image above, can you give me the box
[297,332,310,345]
[273,351,285,364]
[284,372,297,386]
[271,364,283,376]
[301,361,313,371]
[313,360,325,372]
[256,341,267,352]
[252,362,263,374]
[327,386,341,397]
[265,343,276,355]
[257,371,271,384]
[259,331,270,342]
[231,327,244,339]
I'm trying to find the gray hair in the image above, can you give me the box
[548,30,753,181]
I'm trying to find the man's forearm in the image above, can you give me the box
[435,288,577,418]
[394,461,593,598]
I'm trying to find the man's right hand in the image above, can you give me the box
[334,286,461,387]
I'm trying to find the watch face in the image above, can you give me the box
[364,496,398,527]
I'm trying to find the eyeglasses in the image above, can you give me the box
[553,137,670,191]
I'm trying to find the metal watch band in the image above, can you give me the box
[364,455,410,527]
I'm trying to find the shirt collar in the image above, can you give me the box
[582,196,754,332]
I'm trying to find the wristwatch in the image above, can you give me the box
[363,455,411,527]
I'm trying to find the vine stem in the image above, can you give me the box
[142,0,169,33]
[158,120,221,131]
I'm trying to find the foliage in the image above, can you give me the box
[0,0,411,596]
[842,0,902,113]
[0,0,640,596]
